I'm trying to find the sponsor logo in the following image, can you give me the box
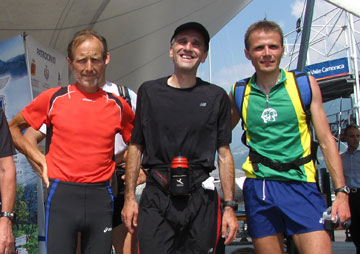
[176,178,184,186]
[44,65,49,80]
[261,108,278,123]
[36,48,56,64]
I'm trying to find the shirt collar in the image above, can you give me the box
[249,69,286,88]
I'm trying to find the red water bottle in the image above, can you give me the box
[171,156,189,169]
[170,156,190,195]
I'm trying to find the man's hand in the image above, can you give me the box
[331,192,351,229]
[121,199,139,234]
[0,218,14,254]
[221,207,239,245]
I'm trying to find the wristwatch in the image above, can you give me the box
[224,201,238,211]
[334,186,350,195]
[0,211,16,223]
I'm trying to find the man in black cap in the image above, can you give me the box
[122,22,238,254]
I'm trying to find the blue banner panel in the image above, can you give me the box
[305,57,349,80]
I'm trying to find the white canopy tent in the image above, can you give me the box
[325,0,360,17]
[0,0,252,91]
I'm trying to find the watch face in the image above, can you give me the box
[0,211,16,222]
[344,186,350,193]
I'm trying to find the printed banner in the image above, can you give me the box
[305,57,349,80]
[25,35,68,98]
[0,34,38,254]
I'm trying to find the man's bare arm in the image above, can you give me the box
[121,143,142,234]
[23,127,47,182]
[309,76,350,222]
[9,114,48,186]
[218,145,239,245]
[0,156,16,254]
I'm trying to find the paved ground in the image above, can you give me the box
[225,230,357,254]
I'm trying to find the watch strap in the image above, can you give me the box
[334,186,350,195]
[223,201,238,211]
[0,211,16,222]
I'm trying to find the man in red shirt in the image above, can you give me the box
[9,30,134,254]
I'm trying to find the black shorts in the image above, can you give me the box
[112,168,126,227]
[46,179,113,254]
[112,193,125,227]
[137,184,221,254]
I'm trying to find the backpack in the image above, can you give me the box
[116,84,132,109]
[233,71,319,172]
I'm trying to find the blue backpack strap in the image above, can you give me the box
[292,70,319,164]
[233,77,251,120]
[233,77,251,147]
[292,71,312,111]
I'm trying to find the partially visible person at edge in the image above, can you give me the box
[0,108,16,254]
[121,22,239,254]
[341,124,360,254]
[9,29,134,254]
[23,81,142,254]
[229,20,350,254]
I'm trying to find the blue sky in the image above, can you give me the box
[197,0,359,169]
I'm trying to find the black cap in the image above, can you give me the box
[170,22,210,51]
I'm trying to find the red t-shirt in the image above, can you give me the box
[22,84,134,183]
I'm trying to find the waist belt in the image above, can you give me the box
[249,151,313,172]
[147,166,209,194]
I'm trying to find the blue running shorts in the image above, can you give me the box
[243,178,327,238]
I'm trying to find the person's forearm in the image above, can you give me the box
[218,146,235,201]
[0,157,16,212]
[124,144,142,201]
[9,115,46,169]
[320,136,346,189]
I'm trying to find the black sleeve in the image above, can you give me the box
[130,83,144,145]
[0,108,16,158]
[216,89,232,148]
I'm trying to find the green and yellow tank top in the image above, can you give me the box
[232,69,316,182]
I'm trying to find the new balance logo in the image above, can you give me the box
[103,227,112,233]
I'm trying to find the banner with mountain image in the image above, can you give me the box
[0,34,68,254]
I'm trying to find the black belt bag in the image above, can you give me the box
[149,159,209,196]
[170,166,190,196]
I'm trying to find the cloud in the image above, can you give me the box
[291,0,334,19]
[291,0,306,18]
[212,62,254,91]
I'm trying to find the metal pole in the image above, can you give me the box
[348,14,360,125]
[209,41,212,83]
[297,0,316,71]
